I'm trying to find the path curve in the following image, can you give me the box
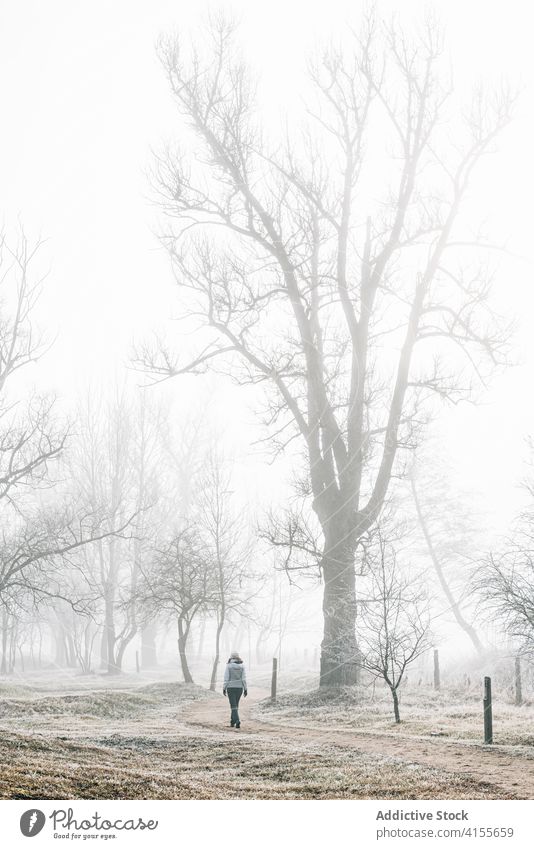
[182,688,534,799]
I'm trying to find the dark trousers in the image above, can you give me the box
[227,688,242,725]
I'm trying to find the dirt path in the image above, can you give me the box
[183,688,534,799]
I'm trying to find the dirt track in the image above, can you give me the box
[183,688,534,800]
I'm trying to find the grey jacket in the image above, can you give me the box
[223,660,247,690]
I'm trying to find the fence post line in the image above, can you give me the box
[271,657,278,703]
[433,649,440,691]
[483,676,493,744]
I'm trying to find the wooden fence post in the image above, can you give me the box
[135,651,140,674]
[515,656,523,706]
[433,649,440,691]
[271,657,278,703]
[483,676,493,744]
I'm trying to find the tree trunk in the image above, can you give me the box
[515,656,523,706]
[255,629,267,665]
[99,627,108,669]
[104,588,120,675]
[116,624,139,672]
[115,641,127,672]
[256,583,276,664]
[433,649,441,691]
[231,622,244,655]
[196,618,206,661]
[391,686,401,723]
[210,613,224,691]
[177,618,194,684]
[1,608,8,675]
[223,628,231,661]
[9,628,16,672]
[141,624,158,668]
[411,477,484,656]
[54,625,66,667]
[66,632,77,667]
[319,531,359,687]
[83,623,96,673]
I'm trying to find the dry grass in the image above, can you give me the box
[0,728,499,800]
[256,683,534,748]
[0,681,212,720]
[0,671,530,799]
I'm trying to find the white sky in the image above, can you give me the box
[0,0,532,540]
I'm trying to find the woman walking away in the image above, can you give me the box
[223,651,247,728]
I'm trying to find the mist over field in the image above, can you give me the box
[0,0,533,801]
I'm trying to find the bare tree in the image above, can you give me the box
[358,528,431,722]
[67,389,161,673]
[254,577,278,665]
[197,451,255,689]
[0,587,51,675]
[0,601,19,675]
[69,390,131,673]
[0,504,132,606]
[472,441,534,655]
[60,603,99,674]
[0,232,147,668]
[115,393,166,670]
[476,461,534,654]
[0,231,66,508]
[137,12,514,685]
[410,463,484,656]
[47,550,104,674]
[139,530,214,683]
[0,499,136,680]
[477,551,534,653]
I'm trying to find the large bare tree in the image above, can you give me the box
[138,13,513,685]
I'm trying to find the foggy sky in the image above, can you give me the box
[0,0,532,540]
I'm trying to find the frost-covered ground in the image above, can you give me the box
[0,668,531,799]
[255,679,534,747]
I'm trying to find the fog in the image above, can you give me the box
[0,0,532,692]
